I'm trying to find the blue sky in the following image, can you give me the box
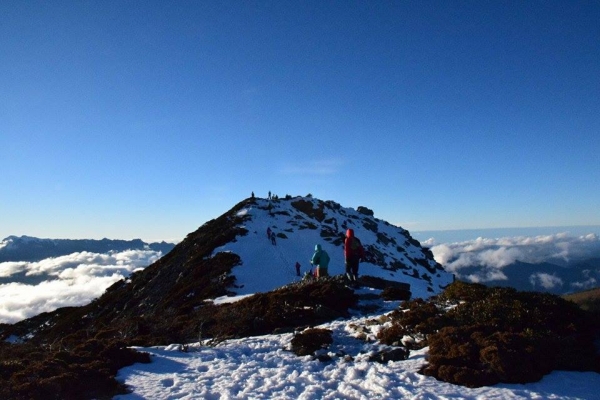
[1,1,599,242]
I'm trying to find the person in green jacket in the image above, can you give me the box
[311,244,330,278]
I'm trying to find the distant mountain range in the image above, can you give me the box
[0,235,176,263]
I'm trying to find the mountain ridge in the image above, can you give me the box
[0,235,175,263]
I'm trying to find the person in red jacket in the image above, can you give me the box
[344,228,365,282]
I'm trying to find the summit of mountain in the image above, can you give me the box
[102,195,451,318]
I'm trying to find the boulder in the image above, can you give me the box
[357,206,374,216]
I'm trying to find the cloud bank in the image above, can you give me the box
[425,232,600,289]
[529,273,564,290]
[426,233,600,271]
[0,250,161,324]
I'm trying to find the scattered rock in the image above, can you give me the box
[369,347,410,363]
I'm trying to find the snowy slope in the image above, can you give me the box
[214,197,451,299]
[115,290,600,400]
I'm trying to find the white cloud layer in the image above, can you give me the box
[429,233,600,272]
[0,250,161,324]
[426,232,600,288]
[529,273,563,290]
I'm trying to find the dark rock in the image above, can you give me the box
[381,287,412,301]
[291,199,326,222]
[369,347,410,363]
[357,206,374,216]
[358,276,410,292]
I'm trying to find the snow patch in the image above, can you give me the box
[210,294,254,304]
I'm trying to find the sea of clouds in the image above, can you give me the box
[424,232,600,288]
[426,232,600,270]
[0,250,162,324]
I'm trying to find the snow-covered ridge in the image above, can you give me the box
[215,196,452,299]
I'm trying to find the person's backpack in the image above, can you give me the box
[350,237,364,259]
[321,250,330,266]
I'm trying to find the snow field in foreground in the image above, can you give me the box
[115,312,600,400]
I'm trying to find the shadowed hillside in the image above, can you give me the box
[563,287,600,312]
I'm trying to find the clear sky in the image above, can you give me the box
[1,1,599,242]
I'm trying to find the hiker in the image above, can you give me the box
[268,191,271,200]
[295,261,301,277]
[311,244,330,278]
[251,191,255,198]
[271,231,277,245]
[267,227,272,239]
[344,229,365,282]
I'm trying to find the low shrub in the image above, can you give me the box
[185,279,357,342]
[378,298,449,348]
[290,328,333,356]
[0,339,151,400]
[383,282,600,387]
